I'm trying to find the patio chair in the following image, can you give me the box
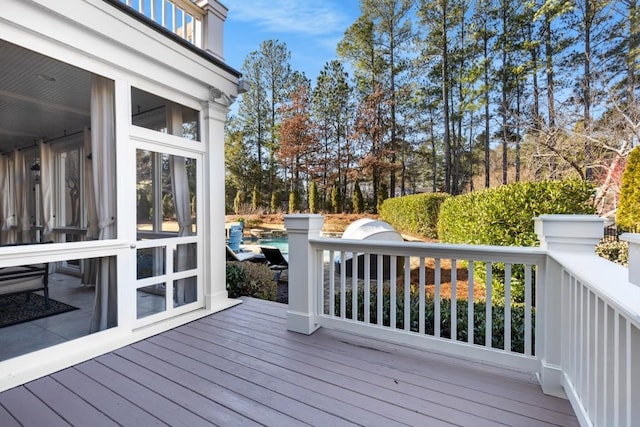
[226,245,266,263]
[260,246,289,281]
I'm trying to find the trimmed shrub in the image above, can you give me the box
[309,181,319,214]
[226,261,277,301]
[288,190,301,213]
[233,190,245,215]
[270,191,280,213]
[335,287,534,354]
[331,185,341,214]
[251,185,260,211]
[437,179,595,246]
[618,146,640,231]
[353,182,364,214]
[379,193,450,239]
[596,241,629,266]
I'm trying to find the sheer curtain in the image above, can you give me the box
[89,76,117,333]
[82,127,98,286]
[14,150,30,243]
[39,141,55,242]
[167,103,195,305]
[0,156,14,244]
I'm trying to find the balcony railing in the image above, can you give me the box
[119,0,203,46]
[285,214,640,426]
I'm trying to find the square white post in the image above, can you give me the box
[196,0,227,60]
[284,214,324,335]
[534,214,604,397]
[620,233,640,287]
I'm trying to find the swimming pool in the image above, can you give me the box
[242,236,289,255]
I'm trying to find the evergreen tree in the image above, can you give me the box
[617,147,640,231]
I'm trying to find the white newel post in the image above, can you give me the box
[534,214,604,397]
[284,214,324,335]
[620,233,640,287]
[197,0,227,61]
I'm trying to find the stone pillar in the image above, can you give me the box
[284,214,324,335]
[534,214,604,397]
[197,0,227,61]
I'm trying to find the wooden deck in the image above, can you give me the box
[0,297,578,426]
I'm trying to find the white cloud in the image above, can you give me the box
[227,0,351,36]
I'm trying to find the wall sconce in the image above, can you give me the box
[30,159,40,183]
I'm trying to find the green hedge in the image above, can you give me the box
[437,179,595,246]
[336,287,534,354]
[379,193,450,239]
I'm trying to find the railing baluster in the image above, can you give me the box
[504,263,512,352]
[404,256,410,331]
[614,311,619,426]
[378,254,384,327]
[524,264,532,355]
[351,252,358,321]
[419,257,425,335]
[434,258,441,338]
[625,319,631,427]
[340,251,346,318]
[364,253,371,324]
[485,262,492,347]
[467,261,474,345]
[451,258,457,340]
[376,255,382,326]
[317,249,324,317]
[389,256,396,329]
[329,250,335,317]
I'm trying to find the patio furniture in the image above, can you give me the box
[260,246,288,281]
[226,245,266,263]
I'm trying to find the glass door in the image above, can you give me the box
[134,147,202,325]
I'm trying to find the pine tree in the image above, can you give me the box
[352,181,364,214]
[309,181,319,214]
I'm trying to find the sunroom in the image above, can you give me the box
[0,0,240,390]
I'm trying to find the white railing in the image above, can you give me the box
[285,214,640,427]
[120,0,203,46]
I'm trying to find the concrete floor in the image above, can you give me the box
[0,272,164,362]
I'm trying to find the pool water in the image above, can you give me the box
[243,237,289,255]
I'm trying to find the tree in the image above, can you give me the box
[235,40,292,196]
[353,181,365,213]
[309,181,319,213]
[313,61,353,210]
[617,146,640,230]
[277,76,319,197]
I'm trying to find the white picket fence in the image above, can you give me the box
[285,214,640,427]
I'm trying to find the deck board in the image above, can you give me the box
[0,297,579,426]
[215,299,578,422]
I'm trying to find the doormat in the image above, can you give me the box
[0,293,79,328]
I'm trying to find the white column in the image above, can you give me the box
[534,214,604,397]
[285,214,324,335]
[197,0,227,61]
[202,98,231,308]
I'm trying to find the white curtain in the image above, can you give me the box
[14,150,30,243]
[89,76,117,333]
[82,127,99,286]
[167,103,196,305]
[39,141,55,242]
[0,156,14,244]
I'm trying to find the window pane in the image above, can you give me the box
[174,243,196,272]
[131,87,200,141]
[174,277,196,307]
[137,247,166,279]
[137,149,197,237]
[137,283,166,318]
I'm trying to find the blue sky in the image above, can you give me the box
[223,0,361,83]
